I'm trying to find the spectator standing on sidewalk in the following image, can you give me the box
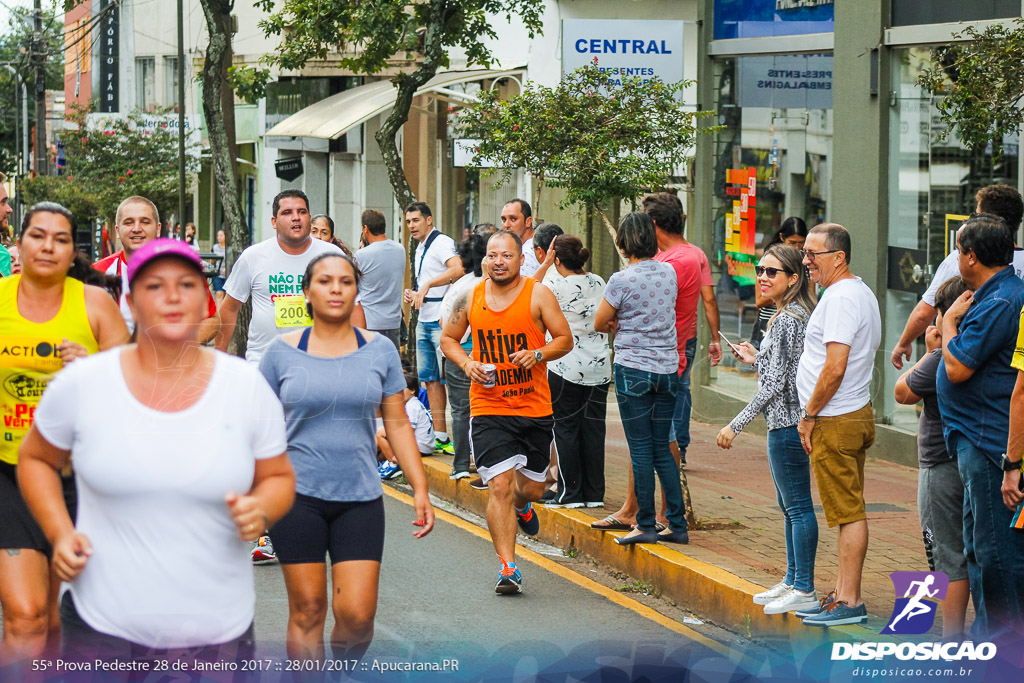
[539,234,611,509]
[355,210,406,351]
[938,214,1024,644]
[795,223,880,627]
[717,244,819,616]
[439,233,488,480]
[594,212,688,547]
[404,202,464,455]
[894,276,971,639]
[501,198,540,278]
[212,229,227,305]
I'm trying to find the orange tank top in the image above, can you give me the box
[468,277,552,417]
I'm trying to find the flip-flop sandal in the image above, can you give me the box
[590,515,633,531]
[630,522,668,532]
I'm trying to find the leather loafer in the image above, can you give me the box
[614,531,661,546]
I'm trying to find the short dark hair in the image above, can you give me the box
[615,212,658,259]
[311,214,335,238]
[273,189,310,217]
[362,209,386,236]
[976,184,1024,232]
[21,202,77,240]
[533,222,564,252]
[959,213,1014,268]
[405,201,432,218]
[404,371,420,393]
[301,252,362,319]
[553,234,590,272]
[933,276,969,316]
[808,223,852,264]
[642,192,685,235]
[504,198,532,220]
[489,230,522,252]
[472,223,497,237]
[458,233,487,277]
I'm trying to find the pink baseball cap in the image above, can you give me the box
[126,238,205,286]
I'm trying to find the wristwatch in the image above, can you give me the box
[1000,453,1022,472]
[534,350,544,363]
[800,408,817,421]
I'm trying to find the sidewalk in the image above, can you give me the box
[425,394,952,639]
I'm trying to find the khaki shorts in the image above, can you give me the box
[809,403,875,528]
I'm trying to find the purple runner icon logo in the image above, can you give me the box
[880,571,949,635]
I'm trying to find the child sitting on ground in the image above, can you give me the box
[378,372,435,480]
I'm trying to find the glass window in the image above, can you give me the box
[165,57,179,109]
[890,0,1018,26]
[707,54,833,397]
[135,57,155,111]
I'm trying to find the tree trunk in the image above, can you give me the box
[200,0,251,356]
[596,206,627,268]
[532,174,544,220]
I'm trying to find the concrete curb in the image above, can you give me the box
[418,456,878,643]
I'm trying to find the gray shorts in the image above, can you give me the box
[918,459,968,581]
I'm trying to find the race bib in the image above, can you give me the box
[274,295,312,328]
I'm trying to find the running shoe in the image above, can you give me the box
[449,470,471,480]
[584,501,605,508]
[515,502,540,536]
[495,562,523,595]
[251,535,276,563]
[753,580,793,605]
[379,461,401,480]
[544,499,584,509]
[794,589,837,618]
[434,438,455,455]
[802,601,867,627]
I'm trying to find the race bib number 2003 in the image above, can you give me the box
[274,295,312,328]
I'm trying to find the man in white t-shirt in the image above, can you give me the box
[501,198,539,277]
[355,209,406,349]
[890,184,1024,369]
[795,223,881,628]
[402,202,463,455]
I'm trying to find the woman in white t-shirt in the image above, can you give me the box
[18,239,295,665]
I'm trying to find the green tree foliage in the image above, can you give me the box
[457,60,715,242]
[237,0,544,208]
[21,106,199,224]
[919,19,1024,149]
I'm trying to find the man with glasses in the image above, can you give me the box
[794,224,881,627]
[891,184,1024,369]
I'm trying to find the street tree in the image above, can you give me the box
[21,105,198,224]
[457,60,714,259]
[918,18,1024,150]
[238,0,545,210]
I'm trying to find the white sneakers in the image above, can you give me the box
[763,588,819,615]
[752,581,792,605]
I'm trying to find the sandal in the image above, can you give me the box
[590,515,633,531]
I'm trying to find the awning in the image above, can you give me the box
[264,68,524,141]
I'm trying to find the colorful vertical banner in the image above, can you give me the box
[724,167,758,285]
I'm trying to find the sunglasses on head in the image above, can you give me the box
[755,266,793,278]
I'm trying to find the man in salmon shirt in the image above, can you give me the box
[94,196,220,340]
[440,230,573,595]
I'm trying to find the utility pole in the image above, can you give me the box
[32,0,47,176]
[177,0,186,228]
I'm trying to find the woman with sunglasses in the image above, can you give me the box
[716,244,820,615]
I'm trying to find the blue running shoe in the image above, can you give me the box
[802,600,867,627]
[516,502,539,536]
[495,561,523,594]
[378,461,401,480]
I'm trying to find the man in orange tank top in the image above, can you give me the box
[441,231,572,594]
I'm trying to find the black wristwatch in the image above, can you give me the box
[800,408,817,421]
[533,350,543,363]
[1001,453,1022,472]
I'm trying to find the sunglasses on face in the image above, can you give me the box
[755,266,793,278]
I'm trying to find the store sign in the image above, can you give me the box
[85,113,201,159]
[98,0,119,112]
[736,54,833,109]
[275,157,303,182]
[725,167,757,255]
[714,0,834,40]
[561,19,684,88]
[452,139,497,168]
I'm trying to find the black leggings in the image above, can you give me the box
[271,494,385,564]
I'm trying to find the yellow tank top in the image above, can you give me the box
[0,275,99,464]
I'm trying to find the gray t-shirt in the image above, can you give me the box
[259,333,406,501]
[905,349,950,468]
[603,259,678,374]
[355,239,406,330]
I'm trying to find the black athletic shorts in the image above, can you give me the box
[469,414,554,485]
[0,461,76,554]
[271,494,385,565]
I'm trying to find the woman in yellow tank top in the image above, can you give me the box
[0,202,128,665]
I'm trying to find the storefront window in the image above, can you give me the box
[707,54,833,399]
[883,46,1019,431]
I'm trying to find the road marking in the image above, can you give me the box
[382,486,746,662]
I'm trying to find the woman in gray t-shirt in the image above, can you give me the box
[259,252,435,660]
[595,212,686,546]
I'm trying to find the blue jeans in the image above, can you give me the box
[614,364,685,533]
[767,426,818,593]
[668,337,697,453]
[955,435,1024,643]
[415,320,444,383]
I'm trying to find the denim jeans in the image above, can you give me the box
[444,356,472,473]
[767,426,818,593]
[415,320,444,383]
[668,337,698,453]
[955,435,1024,643]
[614,364,685,533]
